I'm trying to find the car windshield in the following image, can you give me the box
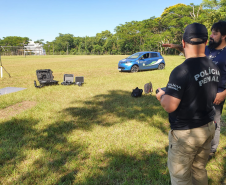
[127,53,141,59]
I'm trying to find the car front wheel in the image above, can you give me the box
[158,63,165,70]
[131,65,139,73]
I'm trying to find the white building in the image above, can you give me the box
[25,41,46,55]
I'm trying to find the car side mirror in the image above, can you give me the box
[140,57,144,60]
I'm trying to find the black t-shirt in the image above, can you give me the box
[205,46,226,92]
[165,57,220,130]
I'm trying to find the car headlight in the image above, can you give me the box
[125,62,132,66]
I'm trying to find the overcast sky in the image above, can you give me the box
[0,0,203,43]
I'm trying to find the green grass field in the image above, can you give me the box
[0,55,226,185]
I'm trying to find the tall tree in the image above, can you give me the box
[34,39,45,45]
[0,36,29,46]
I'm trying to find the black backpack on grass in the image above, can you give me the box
[131,87,143,97]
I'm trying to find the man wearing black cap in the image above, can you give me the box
[156,23,219,184]
[163,21,226,158]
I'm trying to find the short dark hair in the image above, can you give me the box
[211,21,226,40]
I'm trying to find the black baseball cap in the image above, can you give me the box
[183,23,208,45]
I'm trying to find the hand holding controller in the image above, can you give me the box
[156,87,166,94]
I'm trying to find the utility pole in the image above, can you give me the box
[53,44,54,55]
[48,45,50,55]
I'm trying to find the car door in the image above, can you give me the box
[138,53,151,70]
[145,53,162,69]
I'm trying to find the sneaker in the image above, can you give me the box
[208,152,215,161]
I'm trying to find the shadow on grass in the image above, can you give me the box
[0,90,170,184]
[63,90,169,134]
[207,105,226,183]
[77,149,170,185]
[219,146,226,185]
[0,117,171,184]
[0,118,39,166]
[0,118,86,184]
[207,104,226,185]
[207,145,226,185]
[208,120,226,185]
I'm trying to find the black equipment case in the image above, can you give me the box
[75,76,84,86]
[34,69,58,88]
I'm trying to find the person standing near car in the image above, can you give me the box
[156,23,219,184]
[162,21,226,158]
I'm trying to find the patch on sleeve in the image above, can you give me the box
[167,83,181,91]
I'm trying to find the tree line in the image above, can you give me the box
[0,0,226,56]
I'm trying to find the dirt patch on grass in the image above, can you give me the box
[0,101,36,119]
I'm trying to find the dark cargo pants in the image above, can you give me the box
[211,100,225,153]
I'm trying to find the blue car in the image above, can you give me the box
[118,51,165,72]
